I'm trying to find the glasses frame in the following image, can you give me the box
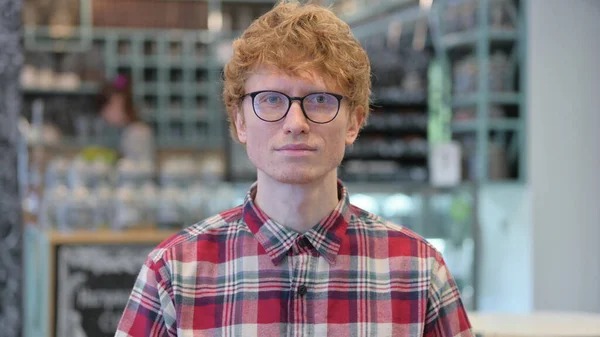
[241,90,344,124]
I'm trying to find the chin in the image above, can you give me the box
[260,165,333,185]
[248,150,344,185]
[272,173,320,185]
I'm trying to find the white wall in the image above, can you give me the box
[528,0,600,312]
[477,0,600,313]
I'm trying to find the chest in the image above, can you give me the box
[170,251,430,337]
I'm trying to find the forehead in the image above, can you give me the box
[244,65,341,94]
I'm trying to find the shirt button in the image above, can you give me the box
[297,285,308,297]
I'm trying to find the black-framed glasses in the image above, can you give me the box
[241,90,344,124]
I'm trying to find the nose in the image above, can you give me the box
[283,100,310,135]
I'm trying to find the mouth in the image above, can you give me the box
[276,144,317,152]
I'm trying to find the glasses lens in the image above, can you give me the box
[254,91,288,121]
[303,93,339,123]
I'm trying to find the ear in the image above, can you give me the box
[345,106,365,146]
[234,106,248,144]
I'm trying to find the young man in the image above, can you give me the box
[116,2,473,336]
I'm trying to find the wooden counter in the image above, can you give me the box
[468,311,600,337]
[48,227,179,245]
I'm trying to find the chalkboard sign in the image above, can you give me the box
[55,244,154,337]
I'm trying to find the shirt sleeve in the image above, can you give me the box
[424,253,474,337]
[115,257,176,337]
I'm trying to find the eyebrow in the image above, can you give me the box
[260,87,333,95]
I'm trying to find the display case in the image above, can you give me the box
[21,139,229,337]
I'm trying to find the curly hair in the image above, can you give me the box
[223,0,371,142]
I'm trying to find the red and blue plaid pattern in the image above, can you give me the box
[116,182,473,336]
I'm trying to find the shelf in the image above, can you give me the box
[48,228,178,245]
[372,90,427,105]
[361,127,427,134]
[344,153,428,161]
[347,4,428,40]
[115,56,136,66]
[339,172,428,184]
[21,22,227,157]
[139,56,214,69]
[452,92,521,108]
[139,83,161,93]
[167,83,188,93]
[441,30,517,49]
[142,57,161,67]
[143,58,194,68]
[341,0,417,26]
[156,138,215,150]
[21,83,101,95]
[192,83,211,96]
[150,114,208,123]
[452,118,521,133]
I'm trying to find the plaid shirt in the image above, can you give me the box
[116,182,473,337]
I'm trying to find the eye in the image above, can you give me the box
[314,95,327,103]
[259,93,283,104]
[307,93,335,105]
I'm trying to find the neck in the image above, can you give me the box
[254,170,340,233]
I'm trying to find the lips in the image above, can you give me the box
[276,144,316,151]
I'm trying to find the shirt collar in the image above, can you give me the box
[242,180,351,266]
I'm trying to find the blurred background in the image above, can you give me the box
[0,0,599,336]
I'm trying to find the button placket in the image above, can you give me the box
[288,240,317,337]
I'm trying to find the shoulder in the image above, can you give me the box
[348,204,443,261]
[146,206,245,264]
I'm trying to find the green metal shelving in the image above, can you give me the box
[338,0,417,25]
[22,0,525,183]
[371,90,428,105]
[433,0,526,183]
[452,118,519,133]
[342,1,428,41]
[30,27,222,149]
[21,82,100,95]
[93,29,220,148]
[441,29,517,49]
[23,0,279,150]
[452,92,521,108]
[23,0,93,53]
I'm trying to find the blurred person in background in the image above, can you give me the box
[98,74,155,162]
[116,2,472,336]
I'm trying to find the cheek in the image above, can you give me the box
[245,119,267,142]
[331,136,349,162]
[327,124,351,151]
[244,121,273,156]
